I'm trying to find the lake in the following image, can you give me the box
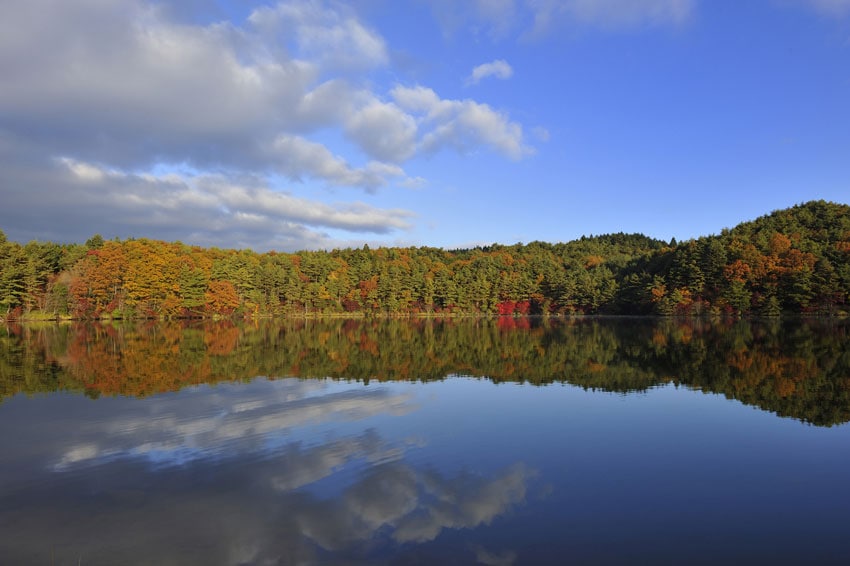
[1,317,849,565]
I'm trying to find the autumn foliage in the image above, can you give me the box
[1,200,849,319]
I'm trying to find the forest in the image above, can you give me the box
[1,200,849,319]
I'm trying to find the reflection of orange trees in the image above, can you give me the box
[204,322,238,356]
[727,348,804,394]
[2,318,850,425]
[60,323,204,396]
[52,322,249,397]
[658,320,850,425]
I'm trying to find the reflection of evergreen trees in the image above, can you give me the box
[2,318,849,426]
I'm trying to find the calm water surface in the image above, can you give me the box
[1,318,849,565]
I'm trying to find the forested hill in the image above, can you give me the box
[1,200,849,319]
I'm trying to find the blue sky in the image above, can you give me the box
[1,0,848,251]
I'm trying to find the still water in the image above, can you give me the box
[1,318,849,564]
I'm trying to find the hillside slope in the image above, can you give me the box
[1,200,848,318]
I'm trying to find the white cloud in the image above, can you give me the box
[268,135,407,190]
[0,0,406,183]
[393,86,531,160]
[468,59,514,85]
[59,158,108,182]
[0,153,414,251]
[248,1,389,70]
[0,0,532,172]
[0,0,317,171]
[198,174,413,232]
[344,100,419,163]
[0,0,536,249]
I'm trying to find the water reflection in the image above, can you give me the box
[0,378,534,565]
[3,319,850,564]
[2,317,849,425]
[49,380,413,471]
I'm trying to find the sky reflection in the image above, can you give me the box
[30,379,414,472]
[3,342,850,564]
[0,378,534,565]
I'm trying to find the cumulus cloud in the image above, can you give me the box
[0,0,392,178]
[392,86,531,159]
[248,0,390,70]
[267,135,407,190]
[468,59,514,85]
[0,0,536,249]
[1,0,306,169]
[344,100,419,162]
[0,151,414,251]
[0,0,531,172]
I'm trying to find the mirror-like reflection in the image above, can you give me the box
[0,377,535,565]
[2,318,850,564]
[2,317,849,425]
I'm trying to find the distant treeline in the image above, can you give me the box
[1,200,849,319]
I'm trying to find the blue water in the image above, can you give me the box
[2,375,849,565]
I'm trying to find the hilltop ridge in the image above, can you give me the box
[1,200,848,318]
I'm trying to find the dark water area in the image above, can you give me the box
[1,317,849,564]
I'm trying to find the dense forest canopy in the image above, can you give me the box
[1,200,849,319]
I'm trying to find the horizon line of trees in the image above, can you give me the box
[1,200,849,319]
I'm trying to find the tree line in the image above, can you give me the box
[1,200,849,319]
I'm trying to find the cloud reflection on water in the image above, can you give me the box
[47,378,414,471]
[0,377,534,565]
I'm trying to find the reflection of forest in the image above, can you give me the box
[2,318,849,426]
